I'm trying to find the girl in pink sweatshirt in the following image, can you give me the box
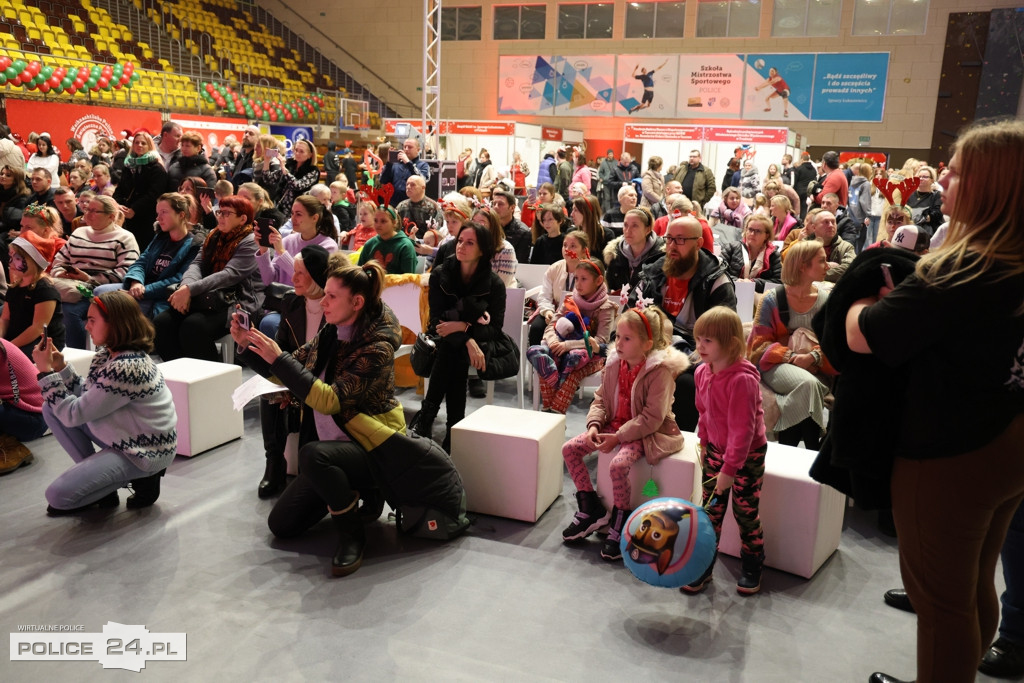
[685,306,768,596]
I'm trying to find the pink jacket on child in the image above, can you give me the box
[694,358,767,477]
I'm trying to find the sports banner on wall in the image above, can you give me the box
[675,54,745,119]
[5,99,162,158]
[615,55,679,118]
[497,55,556,115]
[551,55,615,116]
[497,52,890,123]
[743,53,815,122]
[810,53,890,122]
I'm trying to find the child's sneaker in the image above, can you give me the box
[679,552,716,594]
[562,491,610,541]
[599,506,631,560]
[527,348,559,388]
[736,553,764,595]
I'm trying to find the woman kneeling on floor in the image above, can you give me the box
[233,257,404,577]
[34,290,177,515]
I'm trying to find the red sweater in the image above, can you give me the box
[0,339,44,413]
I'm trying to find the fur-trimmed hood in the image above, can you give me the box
[605,344,691,380]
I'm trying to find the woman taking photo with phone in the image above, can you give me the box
[34,290,177,515]
[256,194,339,338]
[255,139,320,215]
[234,257,403,576]
[92,193,203,319]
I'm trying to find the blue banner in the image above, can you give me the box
[268,125,314,156]
[810,53,890,122]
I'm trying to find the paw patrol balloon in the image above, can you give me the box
[621,497,717,588]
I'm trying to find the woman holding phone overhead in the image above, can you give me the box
[255,194,338,338]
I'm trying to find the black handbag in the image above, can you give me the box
[478,332,521,381]
[410,333,438,377]
[191,287,239,313]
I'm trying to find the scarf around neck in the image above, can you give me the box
[124,151,159,169]
[570,281,609,317]
[201,222,251,276]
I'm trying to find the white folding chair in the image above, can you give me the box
[381,281,424,359]
[736,279,757,324]
[484,287,527,410]
[514,263,549,292]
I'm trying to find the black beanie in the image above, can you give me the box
[300,245,330,289]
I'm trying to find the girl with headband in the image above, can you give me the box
[560,304,688,561]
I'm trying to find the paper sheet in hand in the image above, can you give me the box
[232,374,284,411]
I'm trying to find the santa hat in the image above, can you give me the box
[12,231,58,270]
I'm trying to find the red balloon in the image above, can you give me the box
[284,112,292,121]
[0,56,10,70]
[28,61,41,76]
[269,111,278,122]
[48,76,59,87]
[101,65,112,77]
[78,67,89,78]
[205,83,214,92]
[124,62,134,74]
[90,84,100,91]
[98,76,109,88]
[120,74,129,84]
[9,75,22,86]
[74,78,84,88]
[38,82,50,93]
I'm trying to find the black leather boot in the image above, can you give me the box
[737,552,764,595]
[409,400,440,439]
[126,470,166,509]
[330,496,366,577]
[600,506,632,561]
[257,456,287,499]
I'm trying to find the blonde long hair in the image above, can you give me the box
[916,119,1024,293]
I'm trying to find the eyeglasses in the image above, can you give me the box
[664,235,700,246]
[215,209,237,218]
[745,227,766,235]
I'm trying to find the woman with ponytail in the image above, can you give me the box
[233,256,404,578]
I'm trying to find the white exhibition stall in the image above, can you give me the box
[623,123,806,191]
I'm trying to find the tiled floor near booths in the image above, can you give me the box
[0,372,1007,681]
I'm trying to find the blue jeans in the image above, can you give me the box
[42,403,150,509]
[1000,498,1024,644]
[0,404,47,442]
[259,312,281,339]
[864,215,880,248]
[62,299,91,349]
[92,283,156,318]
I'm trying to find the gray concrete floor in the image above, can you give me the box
[0,376,1006,681]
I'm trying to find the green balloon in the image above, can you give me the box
[42,66,54,78]
[102,81,111,91]
[4,67,15,79]
[261,111,269,121]
[87,77,97,87]
[0,74,6,85]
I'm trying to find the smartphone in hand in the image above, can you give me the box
[40,324,48,348]
[255,217,276,247]
[265,148,279,159]
[881,263,895,290]
[233,309,250,331]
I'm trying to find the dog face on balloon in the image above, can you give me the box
[626,508,692,575]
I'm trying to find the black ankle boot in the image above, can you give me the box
[680,551,717,594]
[441,426,452,453]
[126,470,166,509]
[600,506,632,561]
[47,490,120,516]
[330,497,366,577]
[409,400,440,439]
[737,552,764,595]
[257,456,287,499]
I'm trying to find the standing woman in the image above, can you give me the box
[26,134,61,180]
[256,194,339,337]
[572,152,592,193]
[906,165,944,237]
[257,139,320,215]
[154,195,262,361]
[848,120,1024,683]
[236,258,403,576]
[530,203,569,266]
[34,290,177,514]
[92,193,202,318]
[640,156,664,211]
[113,131,168,251]
[409,223,506,451]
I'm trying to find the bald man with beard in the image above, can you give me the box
[630,216,737,430]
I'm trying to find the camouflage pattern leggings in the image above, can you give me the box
[701,443,766,559]
[563,433,644,509]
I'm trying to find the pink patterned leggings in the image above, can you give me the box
[562,432,645,509]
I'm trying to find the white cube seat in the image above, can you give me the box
[595,436,703,510]
[158,358,243,456]
[61,347,96,377]
[718,440,845,578]
[449,405,565,522]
